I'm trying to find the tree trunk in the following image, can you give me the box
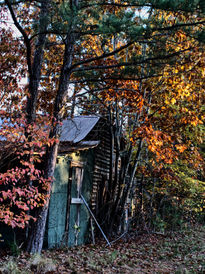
[109,138,143,233]
[119,139,143,216]
[26,143,58,253]
[26,0,51,124]
[26,14,77,253]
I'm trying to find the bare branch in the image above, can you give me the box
[72,47,192,72]
[153,20,205,32]
[70,41,134,70]
[5,0,32,76]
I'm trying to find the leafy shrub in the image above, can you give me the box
[29,254,56,273]
[0,260,21,274]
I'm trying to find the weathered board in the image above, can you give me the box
[47,156,69,248]
[46,149,95,248]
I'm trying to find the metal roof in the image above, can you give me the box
[0,116,101,144]
[60,116,100,143]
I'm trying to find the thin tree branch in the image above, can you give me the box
[70,41,134,70]
[153,20,205,32]
[5,0,32,76]
[72,47,192,72]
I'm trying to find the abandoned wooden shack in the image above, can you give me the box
[0,115,118,248]
[45,115,113,248]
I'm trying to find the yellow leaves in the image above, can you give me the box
[171,98,176,105]
[190,120,198,126]
[182,107,188,112]
[155,140,163,147]
[164,98,176,105]
[190,117,203,127]
[176,144,187,153]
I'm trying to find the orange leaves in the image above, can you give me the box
[175,144,187,153]
[146,30,204,174]
[0,165,51,228]
[132,122,191,165]
[0,113,55,228]
[180,115,203,126]
[147,132,175,164]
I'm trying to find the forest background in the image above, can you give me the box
[0,0,204,254]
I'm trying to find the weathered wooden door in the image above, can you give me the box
[67,161,84,246]
[47,151,94,248]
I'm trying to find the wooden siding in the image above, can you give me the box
[89,120,112,214]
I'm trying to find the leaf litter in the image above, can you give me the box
[0,225,204,273]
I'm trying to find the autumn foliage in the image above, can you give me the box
[0,0,204,253]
